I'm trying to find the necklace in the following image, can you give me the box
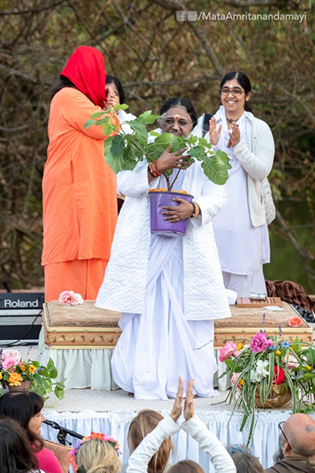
[226,116,241,124]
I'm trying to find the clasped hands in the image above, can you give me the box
[209,117,240,147]
[170,377,195,424]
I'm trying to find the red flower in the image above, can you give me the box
[273,366,285,385]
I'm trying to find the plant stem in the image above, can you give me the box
[169,169,182,191]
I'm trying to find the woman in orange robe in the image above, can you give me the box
[42,46,118,302]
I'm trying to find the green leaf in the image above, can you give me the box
[189,146,204,159]
[201,154,230,185]
[114,103,129,110]
[154,132,185,152]
[216,149,232,168]
[48,367,58,379]
[102,123,116,136]
[54,385,65,400]
[225,359,235,369]
[33,374,43,385]
[137,110,160,124]
[112,134,125,157]
[91,111,107,119]
[84,119,96,130]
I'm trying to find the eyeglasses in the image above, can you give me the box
[221,86,244,97]
[278,421,291,450]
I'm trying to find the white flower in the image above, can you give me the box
[75,293,84,305]
[250,370,263,383]
[250,360,269,383]
[256,359,269,377]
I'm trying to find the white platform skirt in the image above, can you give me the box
[111,234,218,400]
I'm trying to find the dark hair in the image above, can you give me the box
[106,75,126,104]
[51,74,76,100]
[168,460,204,473]
[228,448,263,473]
[160,97,198,128]
[128,410,173,473]
[0,418,39,473]
[0,391,44,451]
[220,71,252,112]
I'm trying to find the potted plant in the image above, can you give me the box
[219,332,315,444]
[85,104,231,236]
[0,348,65,403]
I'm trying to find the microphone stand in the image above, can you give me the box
[44,419,84,446]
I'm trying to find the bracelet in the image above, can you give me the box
[148,164,156,178]
[190,202,196,218]
[190,202,200,218]
[153,160,161,177]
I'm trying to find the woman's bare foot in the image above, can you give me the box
[128,392,134,398]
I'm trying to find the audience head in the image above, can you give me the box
[0,391,45,449]
[71,434,121,473]
[279,414,315,458]
[227,445,263,472]
[105,75,126,107]
[0,417,39,473]
[128,409,174,473]
[168,460,204,473]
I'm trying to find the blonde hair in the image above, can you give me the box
[76,439,121,473]
[128,409,173,473]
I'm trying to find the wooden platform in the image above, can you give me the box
[214,302,312,348]
[43,300,313,350]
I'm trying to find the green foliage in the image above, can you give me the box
[86,107,231,190]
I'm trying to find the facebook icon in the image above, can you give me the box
[176,11,187,21]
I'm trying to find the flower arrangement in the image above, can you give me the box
[220,332,315,444]
[0,348,65,401]
[85,104,231,191]
[59,291,84,306]
[69,432,120,472]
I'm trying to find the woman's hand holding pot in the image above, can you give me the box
[161,198,194,222]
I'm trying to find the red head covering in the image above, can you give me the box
[60,46,106,108]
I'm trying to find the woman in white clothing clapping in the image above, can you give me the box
[206,71,275,298]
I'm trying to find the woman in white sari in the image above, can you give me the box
[96,97,231,400]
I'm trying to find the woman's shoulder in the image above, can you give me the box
[51,87,86,106]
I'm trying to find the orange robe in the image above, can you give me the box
[42,87,118,301]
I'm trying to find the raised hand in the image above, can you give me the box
[229,122,241,147]
[209,117,222,146]
[170,377,184,422]
[183,378,195,421]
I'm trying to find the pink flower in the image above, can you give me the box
[250,332,273,353]
[59,291,83,306]
[219,342,239,362]
[288,316,303,327]
[2,349,21,363]
[231,373,238,384]
[2,357,18,370]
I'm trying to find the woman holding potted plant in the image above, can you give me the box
[96,97,231,400]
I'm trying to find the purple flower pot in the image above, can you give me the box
[149,191,194,237]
